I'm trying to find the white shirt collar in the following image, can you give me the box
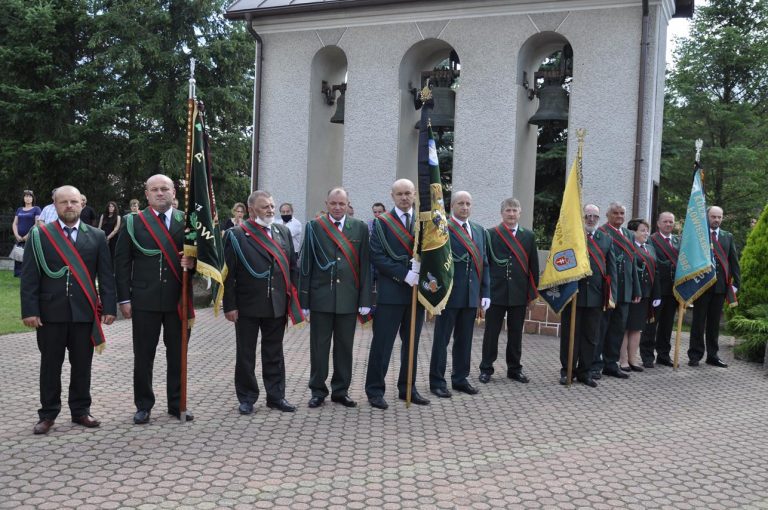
[395,207,413,218]
[328,214,346,230]
[58,219,81,231]
[151,207,173,227]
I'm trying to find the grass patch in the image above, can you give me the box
[0,270,27,335]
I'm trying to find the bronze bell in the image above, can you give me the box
[414,86,455,129]
[528,82,569,126]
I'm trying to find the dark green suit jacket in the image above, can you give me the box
[114,208,188,312]
[223,222,297,318]
[649,232,679,297]
[577,229,618,308]
[710,228,740,294]
[298,216,372,314]
[486,224,539,307]
[598,223,640,304]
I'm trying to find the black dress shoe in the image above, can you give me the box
[559,375,568,386]
[591,371,602,380]
[620,365,631,372]
[507,371,530,383]
[643,360,655,369]
[399,392,430,405]
[331,395,358,408]
[629,364,644,372]
[430,387,452,398]
[72,415,101,428]
[706,358,728,368]
[656,357,674,367]
[267,399,297,412]
[168,410,194,421]
[33,419,55,435]
[133,410,151,425]
[238,402,254,415]
[688,359,700,367]
[368,396,388,410]
[308,396,325,408]
[577,377,598,388]
[478,372,491,384]
[603,369,629,379]
[452,382,479,395]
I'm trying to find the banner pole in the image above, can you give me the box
[566,294,578,386]
[673,302,685,370]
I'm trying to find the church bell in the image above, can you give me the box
[414,86,455,129]
[528,81,569,126]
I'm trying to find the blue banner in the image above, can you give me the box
[673,167,716,305]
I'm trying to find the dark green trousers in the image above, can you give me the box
[308,312,357,398]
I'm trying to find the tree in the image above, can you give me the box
[0,0,252,215]
[662,0,768,247]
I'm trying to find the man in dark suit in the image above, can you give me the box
[593,201,641,379]
[559,204,617,387]
[479,197,539,384]
[224,190,302,414]
[640,211,679,367]
[429,191,490,398]
[21,185,116,435]
[114,174,196,424]
[299,188,372,409]
[365,179,430,410]
[689,206,740,367]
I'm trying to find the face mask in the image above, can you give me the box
[281,214,292,223]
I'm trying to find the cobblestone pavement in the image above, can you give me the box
[1,307,767,509]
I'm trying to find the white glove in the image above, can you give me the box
[302,309,310,319]
[481,298,491,311]
[410,258,421,274]
[652,299,661,307]
[358,307,371,315]
[404,270,419,287]
[732,285,738,295]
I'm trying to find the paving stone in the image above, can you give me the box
[0,307,766,508]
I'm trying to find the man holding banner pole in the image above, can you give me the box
[688,205,739,367]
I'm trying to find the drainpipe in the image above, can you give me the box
[632,0,650,216]
[245,14,263,191]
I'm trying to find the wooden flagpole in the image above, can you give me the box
[405,284,418,408]
[673,302,684,370]
[566,294,578,386]
[179,58,196,423]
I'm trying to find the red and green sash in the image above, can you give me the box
[600,225,636,263]
[377,211,414,256]
[316,215,361,289]
[636,244,656,288]
[242,221,305,325]
[711,234,738,305]
[137,209,194,321]
[587,234,612,309]
[39,224,106,348]
[448,218,482,281]
[494,224,538,302]
[650,232,678,270]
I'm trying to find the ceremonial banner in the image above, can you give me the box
[673,167,716,305]
[183,101,225,312]
[415,90,453,315]
[538,136,592,314]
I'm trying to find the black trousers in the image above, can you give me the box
[593,302,629,373]
[132,309,188,413]
[689,290,726,361]
[560,304,600,380]
[640,295,677,362]
[37,322,93,421]
[235,315,287,404]
[308,312,357,398]
[479,304,527,375]
[365,302,424,399]
[430,307,476,389]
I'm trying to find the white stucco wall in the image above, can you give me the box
[251,1,672,230]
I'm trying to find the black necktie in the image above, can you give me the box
[334,221,341,230]
[64,226,74,241]
[402,213,410,230]
[587,232,593,240]
[262,225,271,238]
[158,212,167,228]
[462,222,469,233]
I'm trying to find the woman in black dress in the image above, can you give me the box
[98,201,122,257]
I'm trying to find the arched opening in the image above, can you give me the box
[397,39,459,212]
[515,32,573,246]
[306,46,348,219]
